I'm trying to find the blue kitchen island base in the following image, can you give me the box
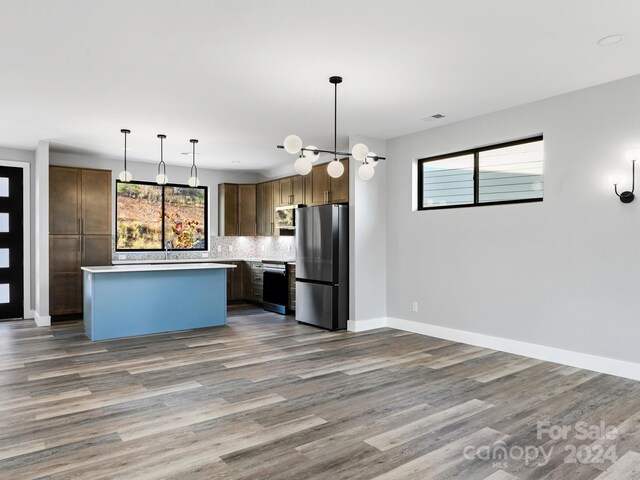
[82,264,231,341]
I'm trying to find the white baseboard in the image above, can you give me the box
[34,312,51,327]
[387,317,640,382]
[347,317,389,332]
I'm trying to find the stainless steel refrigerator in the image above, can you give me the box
[295,204,348,330]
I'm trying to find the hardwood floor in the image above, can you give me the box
[1,306,640,479]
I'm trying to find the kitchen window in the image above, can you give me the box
[116,180,208,251]
[418,136,544,210]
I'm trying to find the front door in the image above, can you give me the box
[0,167,23,319]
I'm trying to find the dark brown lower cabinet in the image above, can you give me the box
[247,262,263,303]
[49,234,112,316]
[50,235,82,315]
[50,272,82,316]
[287,263,296,311]
[82,235,112,267]
[217,261,244,301]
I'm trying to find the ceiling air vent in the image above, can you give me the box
[422,113,446,122]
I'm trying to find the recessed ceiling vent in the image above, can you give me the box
[422,113,446,121]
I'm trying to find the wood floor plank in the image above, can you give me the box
[0,307,638,479]
[594,451,640,479]
[370,427,509,480]
[365,399,494,451]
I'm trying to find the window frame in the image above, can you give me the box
[115,179,209,252]
[417,135,544,211]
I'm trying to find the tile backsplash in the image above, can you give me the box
[113,236,296,262]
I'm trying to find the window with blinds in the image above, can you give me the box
[418,136,543,210]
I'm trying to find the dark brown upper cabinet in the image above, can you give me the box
[50,167,82,235]
[218,183,257,236]
[223,164,349,237]
[307,158,349,205]
[279,175,304,206]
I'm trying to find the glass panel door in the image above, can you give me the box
[0,166,23,319]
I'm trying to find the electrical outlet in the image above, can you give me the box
[412,302,419,312]
[118,254,126,260]
[201,252,208,258]
[261,245,265,252]
[216,246,222,253]
[229,245,233,252]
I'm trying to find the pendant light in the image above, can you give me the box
[278,76,385,181]
[156,134,168,185]
[118,129,132,182]
[188,139,200,187]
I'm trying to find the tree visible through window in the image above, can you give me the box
[116,181,207,250]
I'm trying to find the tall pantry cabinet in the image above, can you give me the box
[49,166,112,316]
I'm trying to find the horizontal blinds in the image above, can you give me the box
[422,154,474,207]
[478,140,543,203]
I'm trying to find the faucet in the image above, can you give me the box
[164,241,172,262]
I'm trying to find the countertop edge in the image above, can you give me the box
[82,263,237,274]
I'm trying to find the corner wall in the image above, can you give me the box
[34,141,49,325]
[386,74,640,371]
[348,135,388,331]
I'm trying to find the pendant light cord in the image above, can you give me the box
[191,140,198,178]
[159,136,164,175]
[334,81,337,161]
[124,131,128,172]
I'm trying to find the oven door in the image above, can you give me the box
[263,265,288,314]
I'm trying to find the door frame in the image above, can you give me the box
[0,160,31,319]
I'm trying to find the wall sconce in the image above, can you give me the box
[610,149,638,203]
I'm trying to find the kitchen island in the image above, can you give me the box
[81,263,235,341]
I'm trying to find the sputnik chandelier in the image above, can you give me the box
[278,76,385,181]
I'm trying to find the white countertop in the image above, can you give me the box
[81,263,237,274]
[111,258,294,265]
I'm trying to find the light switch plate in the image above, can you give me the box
[201,252,208,258]
[118,254,126,260]
[217,246,222,253]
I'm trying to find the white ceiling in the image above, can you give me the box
[1,0,639,172]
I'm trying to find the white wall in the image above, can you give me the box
[348,136,388,330]
[386,74,640,366]
[34,142,49,324]
[49,152,260,237]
